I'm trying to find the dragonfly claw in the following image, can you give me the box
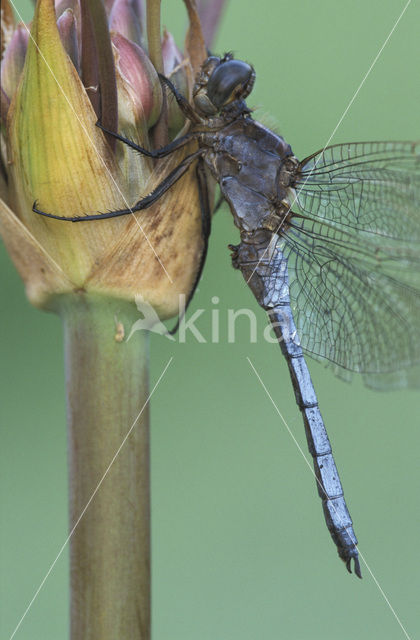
[345,554,362,579]
[228,243,240,269]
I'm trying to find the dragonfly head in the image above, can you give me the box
[193,53,255,116]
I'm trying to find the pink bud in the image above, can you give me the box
[103,0,116,15]
[0,23,29,100]
[162,29,183,76]
[111,32,162,128]
[54,0,81,25]
[57,9,80,72]
[109,0,145,48]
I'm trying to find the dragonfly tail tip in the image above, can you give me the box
[345,554,362,579]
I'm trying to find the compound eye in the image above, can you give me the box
[207,59,254,108]
[201,56,221,76]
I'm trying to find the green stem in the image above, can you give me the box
[146,0,168,147]
[60,295,150,640]
[146,0,163,74]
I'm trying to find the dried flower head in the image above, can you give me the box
[0,0,209,317]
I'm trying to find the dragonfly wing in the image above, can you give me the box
[280,226,420,389]
[295,141,420,242]
[281,141,420,389]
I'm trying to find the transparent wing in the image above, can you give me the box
[279,141,420,389]
[294,141,420,243]
[280,221,420,389]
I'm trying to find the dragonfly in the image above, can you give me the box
[33,53,420,578]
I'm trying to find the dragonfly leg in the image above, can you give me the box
[213,190,226,214]
[228,243,240,269]
[96,121,201,158]
[169,157,212,334]
[158,73,203,124]
[32,148,205,222]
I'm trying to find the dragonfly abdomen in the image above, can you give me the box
[269,306,361,578]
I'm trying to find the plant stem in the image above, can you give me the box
[146,0,168,148]
[146,0,163,74]
[60,295,150,640]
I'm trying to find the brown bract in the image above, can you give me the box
[0,0,208,317]
[0,0,15,58]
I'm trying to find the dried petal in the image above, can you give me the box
[0,197,73,307]
[7,0,127,285]
[87,144,205,317]
[89,0,119,146]
[57,8,79,72]
[196,0,227,49]
[1,0,208,316]
[1,0,15,59]
[183,0,207,76]
[0,24,29,100]
[112,32,162,128]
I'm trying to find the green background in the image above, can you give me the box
[1,1,419,638]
